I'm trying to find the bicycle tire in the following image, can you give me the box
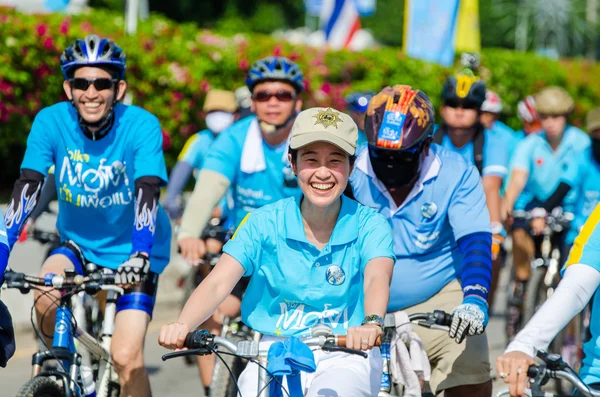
[523,266,547,324]
[210,334,245,397]
[16,376,64,397]
[181,267,200,366]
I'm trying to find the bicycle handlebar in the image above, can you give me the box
[3,269,122,295]
[29,229,61,245]
[161,311,454,362]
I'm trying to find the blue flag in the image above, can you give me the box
[403,0,460,67]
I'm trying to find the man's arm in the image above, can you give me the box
[131,176,162,256]
[163,161,194,220]
[177,169,231,241]
[4,169,44,249]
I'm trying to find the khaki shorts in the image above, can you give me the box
[400,279,491,393]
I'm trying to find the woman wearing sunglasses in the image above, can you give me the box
[2,34,171,397]
[161,107,395,396]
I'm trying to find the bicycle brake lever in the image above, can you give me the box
[161,347,212,361]
[322,343,368,358]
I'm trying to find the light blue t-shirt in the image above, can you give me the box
[177,129,232,219]
[222,195,395,337]
[350,144,491,311]
[511,125,591,213]
[563,204,600,385]
[568,148,600,241]
[435,125,509,178]
[21,102,171,273]
[178,129,216,170]
[203,116,302,227]
[357,129,368,152]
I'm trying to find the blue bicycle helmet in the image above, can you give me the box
[345,91,374,113]
[60,34,126,80]
[245,56,304,93]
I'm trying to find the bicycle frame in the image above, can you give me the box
[32,289,120,397]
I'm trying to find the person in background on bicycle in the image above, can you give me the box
[160,107,395,396]
[433,70,508,309]
[480,90,517,142]
[163,89,237,221]
[176,56,304,395]
[350,85,493,396]
[503,87,590,338]
[345,91,373,149]
[2,35,171,397]
[497,203,600,397]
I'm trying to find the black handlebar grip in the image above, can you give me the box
[184,330,211,349]
[527,365,539,378]
[433,310,453,326]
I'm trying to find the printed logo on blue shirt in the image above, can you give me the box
[58,150,133,208]
[414,232,440,249]
[274,301,349,336]
[420,202,438,219]
[326,265,345,285]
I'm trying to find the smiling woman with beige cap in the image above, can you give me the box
[160,107,395,396]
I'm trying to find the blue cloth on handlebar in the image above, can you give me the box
[267,336,316,397]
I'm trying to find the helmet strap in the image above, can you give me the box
[72,87,118,141]
[258,107,297,134]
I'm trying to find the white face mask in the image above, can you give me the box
[206,111,234,134]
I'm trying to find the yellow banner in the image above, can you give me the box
[455,0,481,53]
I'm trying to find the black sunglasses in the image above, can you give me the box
[252,90,296,103]
[444,98,480,110]
[70,78,118,91]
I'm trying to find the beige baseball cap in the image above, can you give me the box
[203,89,237,113]
[289,107,358,155]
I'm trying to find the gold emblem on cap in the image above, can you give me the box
[312,108,343,129]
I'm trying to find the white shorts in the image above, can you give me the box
[237,336,383,397]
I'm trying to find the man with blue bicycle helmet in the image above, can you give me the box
[176,56,304,394]
[3,35,171,397]
[345,91,374,149]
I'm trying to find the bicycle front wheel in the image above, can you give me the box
[210,334,245,397]
[16,376,64,397]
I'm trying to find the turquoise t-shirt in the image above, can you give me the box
[20,102,171,273]
[567,148,600,242]
[202,116,302,227]
[223,195,395,337]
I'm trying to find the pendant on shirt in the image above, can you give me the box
[326,265,345,286]
[421,202,438,219]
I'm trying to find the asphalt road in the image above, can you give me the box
[0,204,516,396]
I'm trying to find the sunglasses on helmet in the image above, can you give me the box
[252,90,296,103]
[69,78,118,91]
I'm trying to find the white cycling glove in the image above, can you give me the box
[116,253,150,285]
[449,296,488,344]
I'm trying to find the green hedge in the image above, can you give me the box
[1,7,599,190]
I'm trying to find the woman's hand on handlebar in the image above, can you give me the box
[345,324,383,350]
[496,351,536,397]
[178,237,207,264]
[530,218,546,236]
[158,321,191,350]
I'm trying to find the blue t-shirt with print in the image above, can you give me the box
[350,144,491,311]
[20,102,171,273]
[202,116,302,227]
[511,125,590,213]
[434,125,509,178]
[223,195,395,337]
